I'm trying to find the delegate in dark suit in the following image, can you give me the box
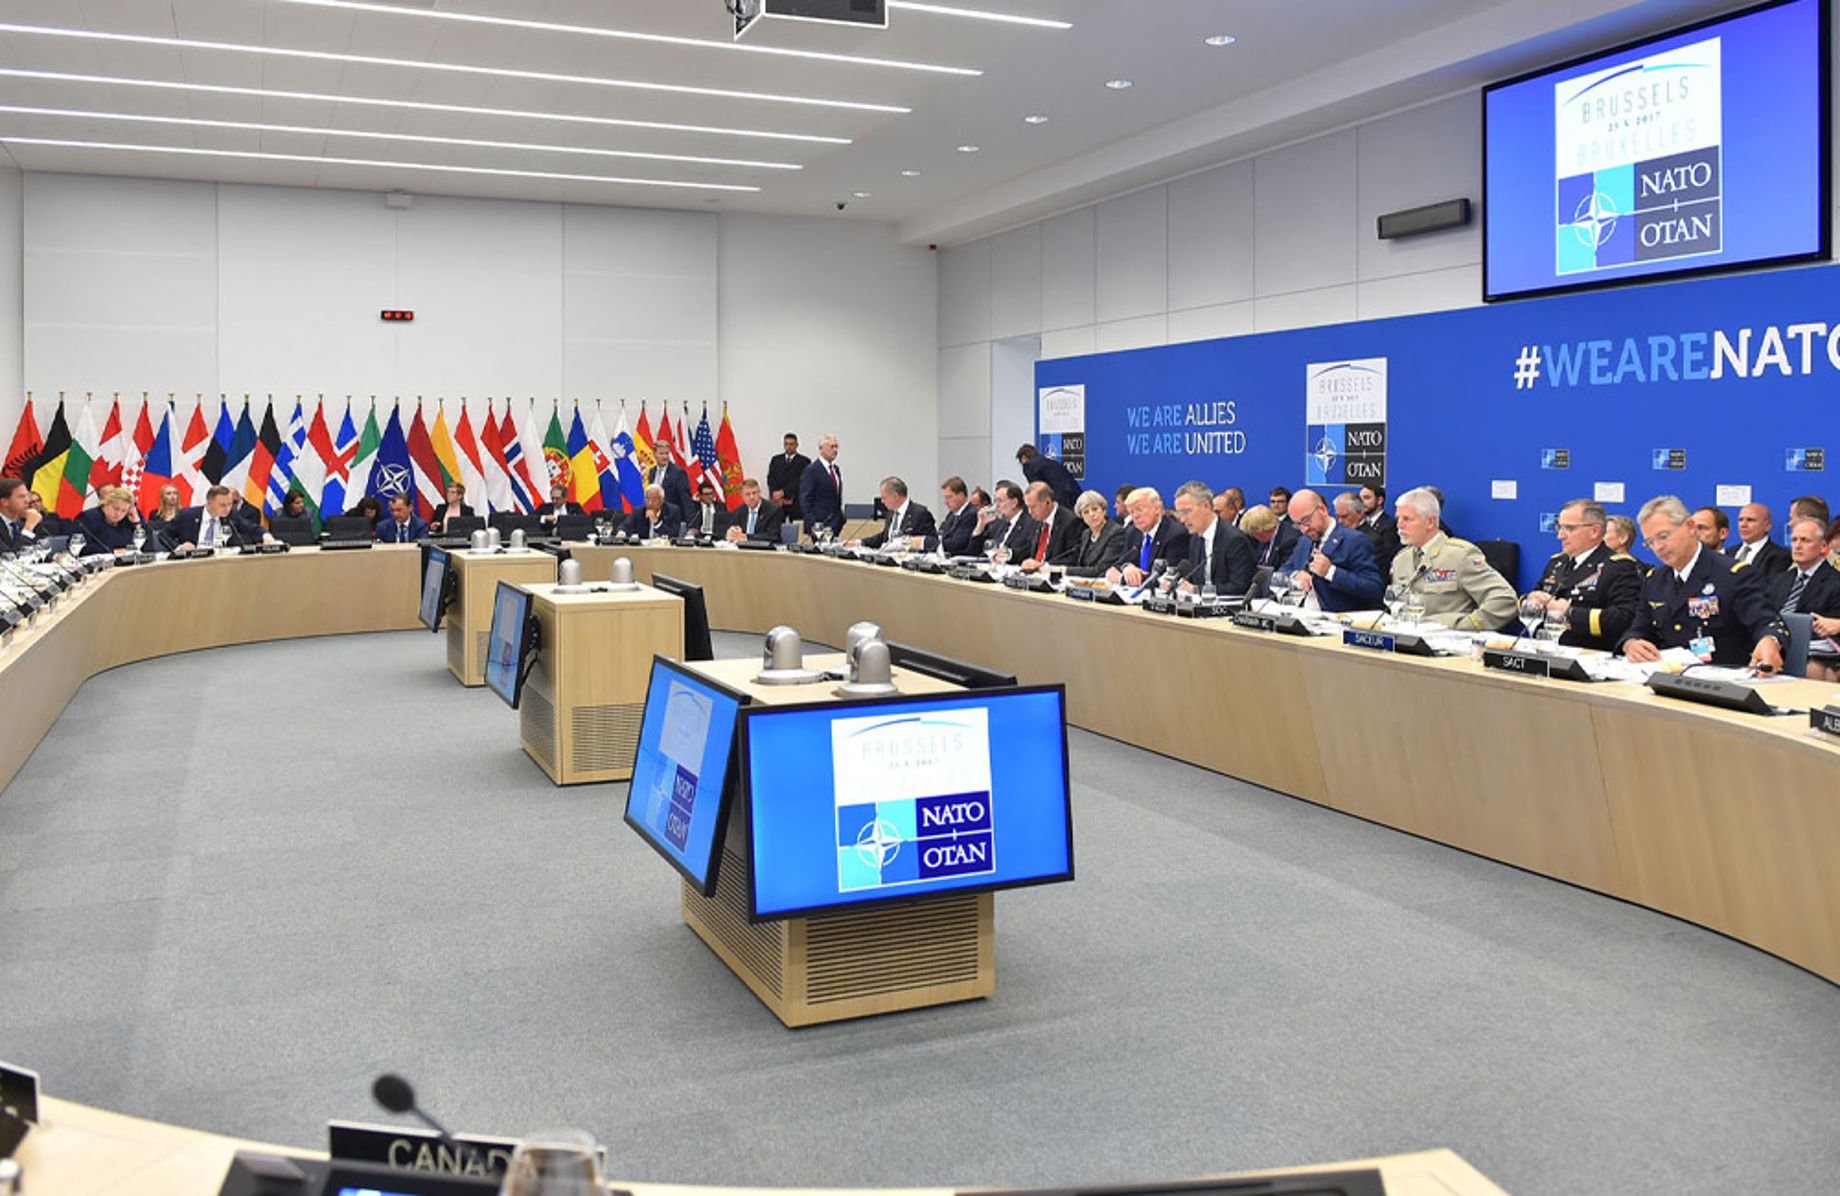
[1249,521,1299,570]
[1,516,41,555]
[1619,551,1788,666]
[1187,521,1257,595]
[1362,512,1401,571]
[1534,543,1645,651]
[376,513,430,543]
[1284,523,1384,612]
[1022,505,1085,567]
[622,504,683,540]
[798,459,845,537]
[1065,521,1129,578]
[159,506,254,550]
[72,507,138,555]
[230,499,264,541]
[1767,558,1840,617]
[863,501,937,550]
[684,499,733,539]
[1730,538,1790,577]
[1121,515,1191,575]
[536,500,585,523]
[728,500,784,543]
[765,451,810,518]
[933,504,978,556]
[970,512,1036,559]
[1021,453,1081,510]
[429,502,476,534]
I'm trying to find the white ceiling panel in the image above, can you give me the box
[0,0,1752,241]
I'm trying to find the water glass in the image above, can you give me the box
[499,1129,603,1196]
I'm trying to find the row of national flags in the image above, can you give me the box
[3,394,749,528]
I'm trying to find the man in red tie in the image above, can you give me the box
[1019,481,1080,573]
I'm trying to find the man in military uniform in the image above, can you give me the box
[1525,498,1644,650]
[1619,495,1787,672]
[1389,486,1517,631]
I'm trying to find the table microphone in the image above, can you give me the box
[1162,558,1196,591]
[372,1072,458,1146]
[1128,558,1169,599]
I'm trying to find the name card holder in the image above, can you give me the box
[1646,671,1781,715]
[1233,609,1312,636]
[1342,627,1437,656]
[1001,573,1054,593]
[326,1121,615,1185]
[950,565,997,583]
[238,542,290,555]
[319,539,375,552]
[1484,648,1596,681]
[1809,705,1840,738]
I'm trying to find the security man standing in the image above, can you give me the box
[1523,499,1644,651]
[1389,486,1517,631]
[1619,495,1787,671]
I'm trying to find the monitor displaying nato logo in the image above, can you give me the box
[1555,36,1723,276]
[831,708,995,894]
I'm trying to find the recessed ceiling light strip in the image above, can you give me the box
[0,68,852,145]
[0,24,912,113]
[277,0,981,76]
[886,2,1071,29]
[0,106,804,170]
[0,137,763,190]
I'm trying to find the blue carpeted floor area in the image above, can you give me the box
[3,630,1838,1195]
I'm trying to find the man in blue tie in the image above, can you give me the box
[0,478,43,555]
[377,494,429,543]
[725,478,785,544]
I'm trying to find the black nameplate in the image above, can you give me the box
[1343,628,1395,653]
[238,542,290,555]
[1482,649,1597,681]
[950,566,996,583]
[319,539,375,551]
[1174,600,1231,619]
[872,554,901,567]
[0,1061,40,1124]
[1810,706,1840,738]
[1646,671,1776,715]
[1141,593,1178,614]
[1233,609,1306,635]
[327,1121,611,1181]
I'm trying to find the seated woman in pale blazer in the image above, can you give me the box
[1063,489,1129,577]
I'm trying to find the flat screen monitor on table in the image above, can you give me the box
[483,581,539,710]
[740,685,1073,921]
[624,656,750,895]
[418,547,453,632]
[650,572,714,662]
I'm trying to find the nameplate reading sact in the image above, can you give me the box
[1482,648,1551,677]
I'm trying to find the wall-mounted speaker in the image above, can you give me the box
[1377,198,1472,240]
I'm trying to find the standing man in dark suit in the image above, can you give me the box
[1173,481,1255,596]
[933,477,978,556]
[968,480,1034,559]
[798,434,845,539]
[858,476,937,550]
[685,479,731,539]
[1016,444,1081,511]
[1729,503,1790,576]
[1359,484,1401,570]
[377,494,430,543]
[1017,481,1083,573]
[646,443,695,522]
[1525,498,1645,651]
[1770,516,1840,680]
[0,477,44,555]
[765,433,809,525]
[1620,495,1786,671]
[725,478,785,544]
[1109,487,1190,587]
[1284,489,1385,612]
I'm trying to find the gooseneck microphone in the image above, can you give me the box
[372,1072,457,1146]
[1129,557,1169,599]
[1163,558,1196,590]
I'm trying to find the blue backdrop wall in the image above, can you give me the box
[1035,259,1839,591]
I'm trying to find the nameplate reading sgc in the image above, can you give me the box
[1811,706,1840,738]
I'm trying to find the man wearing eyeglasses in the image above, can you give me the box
[1523,498,1643,650]
[1619,494,1786,672]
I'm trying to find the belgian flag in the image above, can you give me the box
[23,403,72,510]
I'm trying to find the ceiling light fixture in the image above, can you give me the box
[1204,35,1238,46]
[1023,114,1049,124]
[852,191,873,198]
[0,68,851,145]
[0,137,762,191]
[1105,79,1134,90]
[0,106,804,170]
[888,2,1072,29]
[901,169,922,177]
[0,24,912,114]
[277,0,981,76]
[956,144,980,153]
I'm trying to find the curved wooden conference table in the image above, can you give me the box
[4,542,1837,1195]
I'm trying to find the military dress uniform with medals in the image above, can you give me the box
[1618,549,1787,666]
[1390,531,1519,631]
[1535,543,1645,650]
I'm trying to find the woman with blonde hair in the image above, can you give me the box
[73,486,142,555]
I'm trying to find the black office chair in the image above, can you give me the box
[442,514,485,537]
[267,515,318,547]
[489,512,542,539]
[323,515,374,542]
[553,514,594,541]
[1476,538,1520,587]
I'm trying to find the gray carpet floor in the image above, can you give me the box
[3,628,1838,1195]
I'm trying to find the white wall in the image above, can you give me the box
[0,166,21,443]
[938,93,1482,482]
[14,173,936,495]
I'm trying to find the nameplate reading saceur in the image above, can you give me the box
[1342,628,1396,653]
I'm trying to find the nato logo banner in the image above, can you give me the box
[1787,448,1825,472]
[1305,358,1387,487]
[638,681,715,851]
[831,707,995,893]
[1038,385,1086,479]
[1555,36,1722,276]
